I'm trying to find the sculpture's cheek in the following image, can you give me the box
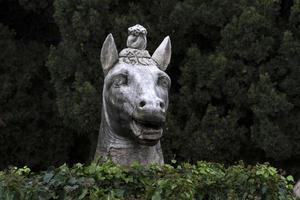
[104,88,136,138]
[106,87,135,119]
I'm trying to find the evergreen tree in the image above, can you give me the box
[0,23,72,169]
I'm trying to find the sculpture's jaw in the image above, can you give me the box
[130,118,163,146]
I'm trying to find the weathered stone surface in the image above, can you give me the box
[294,180,300,198]
[95,24,171,165]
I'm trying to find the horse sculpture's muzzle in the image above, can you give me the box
[131,99,166,146]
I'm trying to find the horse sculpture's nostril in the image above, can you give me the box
[139,101,146,108]
[159,101,165,109]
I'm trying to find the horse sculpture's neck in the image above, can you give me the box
[96,110,164,166]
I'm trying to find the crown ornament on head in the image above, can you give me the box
[127,24,147,50]
[119,24,154,66]
[100,24,171,74]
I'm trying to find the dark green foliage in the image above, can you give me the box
[0,23,73,169]
[18,0,52,13]
[248,74,293,160]
[164,0,300,172]
[0,160,297,200]
[221,7,276,63]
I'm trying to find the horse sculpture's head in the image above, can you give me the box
[100,25,171,146]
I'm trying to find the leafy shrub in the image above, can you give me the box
[0,160,297,200]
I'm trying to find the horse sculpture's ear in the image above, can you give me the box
[100,34,119,75]
[151,36,171,71]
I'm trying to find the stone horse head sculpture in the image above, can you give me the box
[95,25,171,165]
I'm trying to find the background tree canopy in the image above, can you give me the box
[1,0,300,179]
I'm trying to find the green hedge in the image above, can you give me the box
[0,160,297,200]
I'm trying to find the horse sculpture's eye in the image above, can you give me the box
[112,74,128,87]
[157,76,170,89]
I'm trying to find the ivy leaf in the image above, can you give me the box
[151,191,162,200]
[286,175,294,182]
[43,172,54,183]
[78,189,88,200]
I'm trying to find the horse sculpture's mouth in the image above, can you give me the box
[130,118,164,146]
